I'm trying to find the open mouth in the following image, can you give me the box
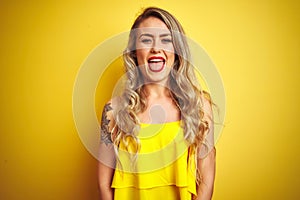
[148,56,165,72]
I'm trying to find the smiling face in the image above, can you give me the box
[135,17,175,84]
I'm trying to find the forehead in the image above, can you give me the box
[136,17,171,35]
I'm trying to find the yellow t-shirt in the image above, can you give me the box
[111,121,197,200]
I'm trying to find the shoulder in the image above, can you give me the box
[100,99,119,145]
[100,96,122,127]
[202,90,212,103]
[101,101,113,123]
[101,97,120,119]
[200,90,213,119]
[100,97,121,129]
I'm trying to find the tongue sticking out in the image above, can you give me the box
[148,61,165,72]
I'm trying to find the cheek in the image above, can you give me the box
[136,49,149,65]
[167,52,175,65]
[165,45,175,61]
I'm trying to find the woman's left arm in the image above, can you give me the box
[196,93,216,200]
[196,147,216,200]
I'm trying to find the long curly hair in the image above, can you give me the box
[112,7,212,183]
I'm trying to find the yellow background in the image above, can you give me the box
[1,0,299,199]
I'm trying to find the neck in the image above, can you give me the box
[143,83,171,98]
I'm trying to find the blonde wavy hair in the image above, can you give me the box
[112,7,212,182]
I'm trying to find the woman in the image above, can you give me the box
[98,7,216,200]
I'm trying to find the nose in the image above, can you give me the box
[150,39,162,53]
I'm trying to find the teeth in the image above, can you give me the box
[148,59,164,62]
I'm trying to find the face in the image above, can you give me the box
[135,17,175,84]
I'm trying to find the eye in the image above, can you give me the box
[161,38,173,44]
[140,38,153,44]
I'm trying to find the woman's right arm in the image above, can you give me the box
[98,102,116,200]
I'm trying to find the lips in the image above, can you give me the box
[148,56,165,72]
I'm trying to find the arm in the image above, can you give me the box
[98,102,116,200]
[196,94,216,200]
[196,147,216,200]
[98,160,114,200]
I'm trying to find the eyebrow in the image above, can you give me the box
[139,33,172,39]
